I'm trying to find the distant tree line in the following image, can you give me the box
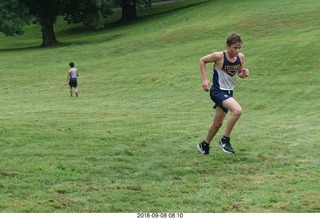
[0,0,152,47]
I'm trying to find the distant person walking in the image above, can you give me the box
[65,62,79,97]
[197,33,250,155]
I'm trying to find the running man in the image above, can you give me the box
[197,33,250,155]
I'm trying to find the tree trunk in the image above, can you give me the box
[41,19,59,47]
[38,0,59,47]
[121,0,137,22]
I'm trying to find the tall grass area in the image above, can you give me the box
[0,0,319,212]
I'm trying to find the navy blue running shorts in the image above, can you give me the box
[69,78,77,87]
[210,89,233,113]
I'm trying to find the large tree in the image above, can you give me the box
[116,0,151,22]
[24,0,63,47]
[0,0,114,47]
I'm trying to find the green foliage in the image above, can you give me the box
[63,0,114,29]
[0,0,115,45]
[23,0,62,24]
[0,0,30,36]
[0,0,319,213]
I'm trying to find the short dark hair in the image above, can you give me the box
[226,33,243,46]
[69,62,75,67]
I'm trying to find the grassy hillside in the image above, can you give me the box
[0,0,319,212]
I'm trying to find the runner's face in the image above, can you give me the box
[227,42,242,57]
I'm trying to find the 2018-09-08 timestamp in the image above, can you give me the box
[137,213,183,218]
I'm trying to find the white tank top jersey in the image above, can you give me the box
[211,52,241,91]
[70,67,78,79]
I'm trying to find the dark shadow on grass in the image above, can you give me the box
[0,41,65,52]
[0,46,34,52]
[0,44,53,52]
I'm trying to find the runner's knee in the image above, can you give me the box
[232,107,243,118]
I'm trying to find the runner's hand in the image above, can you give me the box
[202,79,210,92]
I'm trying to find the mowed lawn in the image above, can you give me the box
[0,0,319,213]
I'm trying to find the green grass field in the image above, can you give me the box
[0,0,319,213]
